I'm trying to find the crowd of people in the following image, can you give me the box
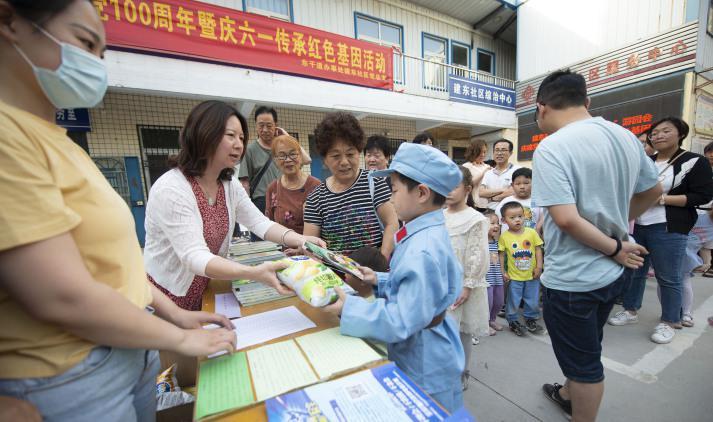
[1,2,712,422]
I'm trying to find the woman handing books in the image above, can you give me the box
[143,101,325,311]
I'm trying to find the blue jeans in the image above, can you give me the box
[623,223,687,323]
[544,275,624,383]
[0,347,160,422]
[506,279,540,322]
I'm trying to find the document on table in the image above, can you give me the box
[233,306,316,350]
[247,340,318,401]
[194,352,254,420]
[295,327,383,379]
[214,292,241,319]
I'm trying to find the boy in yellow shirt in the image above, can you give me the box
[498,202,544,336]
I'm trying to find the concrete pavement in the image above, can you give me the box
[462,275,713,422]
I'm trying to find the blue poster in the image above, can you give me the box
[266,362,474,422]
[448,75,515,110]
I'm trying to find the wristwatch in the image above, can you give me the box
[659,195,666,205]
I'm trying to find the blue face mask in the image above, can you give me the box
[14,24,108,109]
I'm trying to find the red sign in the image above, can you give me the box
[93,0,394,90]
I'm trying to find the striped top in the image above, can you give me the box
[304,169,391,255]
[486,240,504,286]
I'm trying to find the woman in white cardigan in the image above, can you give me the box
[144,101,324,310]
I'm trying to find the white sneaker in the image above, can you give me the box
[608,310,638,326]
[651,323,675,344]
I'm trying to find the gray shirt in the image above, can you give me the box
[238,140,281,199]
[532,117,658,292]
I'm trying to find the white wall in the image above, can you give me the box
[517,0,695,80]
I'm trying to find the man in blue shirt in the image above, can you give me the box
[531,70,661,422]
[324,143,465,413]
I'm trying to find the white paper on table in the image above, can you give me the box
[214,292,241,319]
[206,306,315,358]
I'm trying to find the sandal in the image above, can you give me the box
[703,266,713,278]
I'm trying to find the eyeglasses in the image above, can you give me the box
[533,103,544,124]
[276,152,299,162]
[257,123,275,130]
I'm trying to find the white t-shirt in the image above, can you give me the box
[636,160,673,226]
[495,196,542,232]
[481,163,521,210]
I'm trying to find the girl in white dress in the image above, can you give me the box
[445,166,490,390]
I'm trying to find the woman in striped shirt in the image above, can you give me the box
[304,112,399,258]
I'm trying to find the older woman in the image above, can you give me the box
[609,117,713,344]
[462,139,491,209]
[144,101,324,311]
[264,134,320,235]
[304,112,399,258]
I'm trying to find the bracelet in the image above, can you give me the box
[659,195,666,206]
[280,229,295,247]
[607,237,622,257]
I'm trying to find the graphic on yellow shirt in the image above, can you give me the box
[498,228,543,281]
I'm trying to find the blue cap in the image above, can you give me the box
[372,143,462,197]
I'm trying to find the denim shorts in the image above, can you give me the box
[543,274,624,384]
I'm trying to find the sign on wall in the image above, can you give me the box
[517,74,685,161]
[55,108,91,131]
[94,0,393,90]
[448,75,515,110]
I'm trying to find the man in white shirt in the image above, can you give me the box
[480,139,521,210]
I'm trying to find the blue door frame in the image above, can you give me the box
[124,157,146,247]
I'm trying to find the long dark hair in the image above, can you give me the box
[168,101,248,181]
[8,0,85,23]
[459,165,476,208]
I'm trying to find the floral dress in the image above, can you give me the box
[444,207,490,336]
[149,177,229,311]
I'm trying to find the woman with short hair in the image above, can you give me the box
[304,112,399,258]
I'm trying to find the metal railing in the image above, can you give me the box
[391,50,515,100]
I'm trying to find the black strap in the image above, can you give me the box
[607,237,622,258]
[249,157,273,199]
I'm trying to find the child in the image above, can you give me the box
[444,166,490,391]
[483,211,505,334]
[494,167,543,234]
[324,143,465,412]
[498,202,544,336]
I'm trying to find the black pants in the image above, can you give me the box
[248,196,266,241]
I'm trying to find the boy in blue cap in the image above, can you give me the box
[324,143,465,412]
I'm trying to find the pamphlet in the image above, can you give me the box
[265,362,452,422]
[304,241,364,280]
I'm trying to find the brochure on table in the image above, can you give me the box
[265,362,468,422]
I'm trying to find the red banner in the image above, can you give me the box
[93,0,394,90]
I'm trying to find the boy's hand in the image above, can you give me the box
[533,266,542,279]
[357,265,378,285]
[613,241,648,269]
[323,286,347,316]
[450,286,472,310]
[502,273,510,283]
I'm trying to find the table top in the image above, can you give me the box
[197,280,341,421]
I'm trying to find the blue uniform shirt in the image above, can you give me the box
[340,209,465,398]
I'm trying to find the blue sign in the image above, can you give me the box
[55,108,91,131]
[448,75,515,110]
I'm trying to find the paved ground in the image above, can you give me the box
[462,275,713,422]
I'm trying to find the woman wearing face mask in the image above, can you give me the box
[609,117,713,344]
[0,1,239,420]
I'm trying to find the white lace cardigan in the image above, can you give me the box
[444,207,489,288]
[143,169,275,296]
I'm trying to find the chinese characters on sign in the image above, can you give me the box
[449,75,515,111]
[586,40,688,84]
[55,108,91,131]
[93,0,393,90]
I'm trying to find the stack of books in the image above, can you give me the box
[228,240,285,265]
[232,279,295,306]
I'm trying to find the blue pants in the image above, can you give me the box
[623,223,687,323]
[506,279,540,322]
[430,383,463,414]
[0,347,160,422]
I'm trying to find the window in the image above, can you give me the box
[244,0,291,21]
[451,42,470,78]
[476,49,495,75]
[355,14,404,84]
[684,0,700,23]
[423,34,447,90]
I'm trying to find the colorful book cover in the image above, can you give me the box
[304,242,364,280]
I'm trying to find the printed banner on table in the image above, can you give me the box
[448,75,515,110]
[93,0,394,90]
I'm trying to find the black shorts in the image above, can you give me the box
[543,274,625,383]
